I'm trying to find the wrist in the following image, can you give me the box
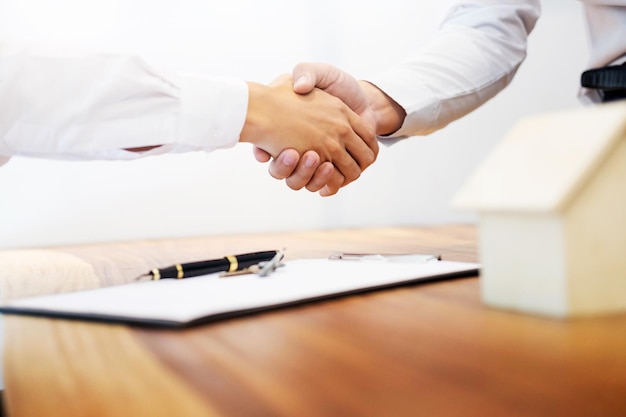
[240,82,271,147]
[360,80,406,136]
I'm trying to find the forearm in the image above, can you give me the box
[0,41,247,161]
[367,0,540,138]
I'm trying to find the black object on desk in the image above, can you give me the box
[138,250,279,280]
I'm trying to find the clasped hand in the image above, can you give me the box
[246,65,379,196]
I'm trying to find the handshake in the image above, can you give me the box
[241,63,406,197]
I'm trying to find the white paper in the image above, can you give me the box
[0,259,479,326]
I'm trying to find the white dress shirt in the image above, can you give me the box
[371,0,626,138]
[579,0,626,102]
[0,41,248,166]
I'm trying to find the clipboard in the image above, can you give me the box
[0,258,479,328]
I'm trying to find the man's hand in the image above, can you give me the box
[252,147,339,194]
[294,63,405,136]
[292,63,376,130]
[254,63,377,196]
[257,63,406,196]
[241,75,377,191]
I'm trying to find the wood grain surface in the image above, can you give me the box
[3,225,626,417]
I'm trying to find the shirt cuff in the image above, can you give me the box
[172,72,248,151]
[367,68,439,138]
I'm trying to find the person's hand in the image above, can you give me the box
[252,147,339,194]
[254,64,376,196]
[294,63,406,135]
[242,74,377,193]
[293,63,377,129]
[255,63,382,196]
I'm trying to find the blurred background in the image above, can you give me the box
[0,0,587,248]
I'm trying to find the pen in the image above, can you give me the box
[137,250,279,280]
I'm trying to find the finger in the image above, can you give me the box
[318,170,345,197]
[284,151,321,190]
[268,149,300,180]
[328,111,375,185]
[304,162,334,193]
[253,146,272,163]
[331,146,362,187]
[344,110,378,170]
[322,115,367,186]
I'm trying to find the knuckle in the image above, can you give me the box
[336,124,351,138]
[361,150,376,169]
[344,168,360,184]
[326,141,343,157]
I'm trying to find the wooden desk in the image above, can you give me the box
[3,226,626,417]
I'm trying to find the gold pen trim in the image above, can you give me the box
[226,255,238,272]
[152,268,161,280]
[176,264,184,279]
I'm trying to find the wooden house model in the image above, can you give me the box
[453,102,626,317]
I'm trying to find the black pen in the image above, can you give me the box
[137,250,279,280]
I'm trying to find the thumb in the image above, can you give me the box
[292,62,341,94]
[292,74,314,94]
[293,62,370,118]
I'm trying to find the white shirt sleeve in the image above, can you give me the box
[0,41,248,163]
[367,0,541,138]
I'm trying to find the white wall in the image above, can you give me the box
[0,0,589,248]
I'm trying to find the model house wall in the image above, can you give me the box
[454,102,626,317]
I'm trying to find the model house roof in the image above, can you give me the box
[453,102,626,213]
